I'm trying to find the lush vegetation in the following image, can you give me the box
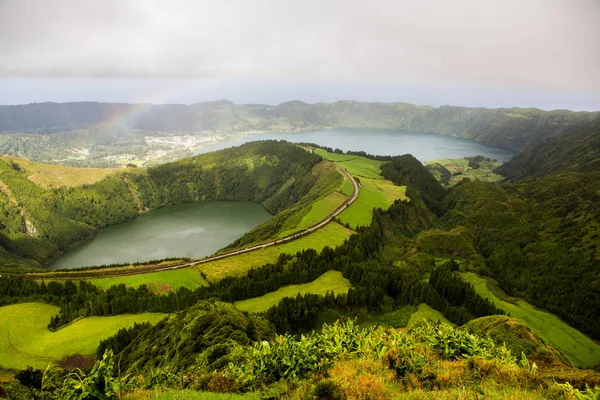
[313,148,385,179]
[0,141,335,270]
[426,155,503,186]
[89,268,209,293]
[7,304,595,399]
[338,177,407,228]
[497,118,600,179]
[2,116,600,398]
[0,155,121,188]
[0,302,165,370]
[234,270,352,313]
[461,272,600,368]
[310,147,408,228]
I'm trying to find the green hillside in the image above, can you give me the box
[0,302,165,370]
[2,122,600,399]
[497,117,600,179]
[0,141,338,270]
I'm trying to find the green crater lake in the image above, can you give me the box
[49,201,272,270]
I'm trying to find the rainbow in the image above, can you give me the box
[97,80,202,131]
[99,102,155,130]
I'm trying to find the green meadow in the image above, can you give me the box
[407,303,452,327]
[234,270,352,313]
[314,149,384,179]
[460,272,600,368]
[89,268,208,292]
[339,177,407,228]
[277,190,348,237]
[310,149,408,228]
[338,177,355,196]
[200,222,353,281]
[0,302,165,370]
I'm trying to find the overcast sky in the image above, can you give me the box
[0,0,599,110]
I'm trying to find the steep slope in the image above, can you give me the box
[465,315,571,368]
[497,117,600,180]
[100,299,275,375]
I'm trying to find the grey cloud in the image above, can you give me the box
[0,0,599,92]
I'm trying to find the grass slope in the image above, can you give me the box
[89,268,208,293]
[339,177,408,228]
[0,302,165,370]
[310,149,408,228]
[234,270,352,313]
[201,222,353,281]
[407,303,452,327]
[0,155,119,188]
[314,149,384,179]
[460,272,600,368]
[277,190,348,238]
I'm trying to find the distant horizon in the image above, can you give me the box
[2,97,598,113]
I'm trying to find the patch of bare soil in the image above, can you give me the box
[59,354,95,370]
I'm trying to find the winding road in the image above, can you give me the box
[33,163,359,280]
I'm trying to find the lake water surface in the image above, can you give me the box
[49,201,271,270]
[197,129,517,162]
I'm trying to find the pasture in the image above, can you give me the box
[234,270,352,313]
[460,272,600,368]
[277,190,348,238]
[0,302,165,370]
[339,178,408,228]
[314,149,384,179]
[89,268,208,292]
[1,155,120,189]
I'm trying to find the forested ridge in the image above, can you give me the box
[0,141,338,269]
[2,100,598,151]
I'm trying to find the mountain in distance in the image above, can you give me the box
[2,100,599,152]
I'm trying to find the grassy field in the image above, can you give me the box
[460,272,600,368]
[0,302,165,370]
[339,178,408,228]
[314,149,384,179]
[0,155,121,188]
[277,191,348,237]
[234,270,352,313]
[426,157,503,186]
[407,303,452,327]
[200,222,353,282]
[89,268,208,293]
[339,177,355,196]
